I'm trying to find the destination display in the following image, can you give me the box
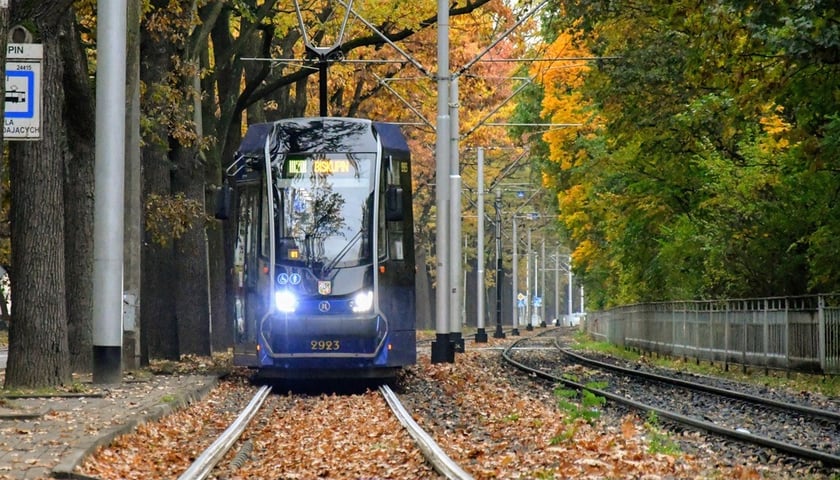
[285,158,354,176]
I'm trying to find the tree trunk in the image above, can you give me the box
[139,16,179,362]
[200,74,230,353]
[172,143,211,356]
[5,19,71,388]
[415,246,434,331]
[61,11,95,373]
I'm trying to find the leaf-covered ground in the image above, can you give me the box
[77,332,804,479]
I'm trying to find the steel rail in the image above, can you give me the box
[177,385,272,480]
[501,335,840,468]
[379,385,474,480]
[559,345,840,423]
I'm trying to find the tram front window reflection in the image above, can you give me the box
[273,153,375,269]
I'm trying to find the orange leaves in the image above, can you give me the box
[621,415,637,440]
[409,347,723,479]
[76,344,754,479]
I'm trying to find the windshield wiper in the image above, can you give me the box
[322,230,363,275]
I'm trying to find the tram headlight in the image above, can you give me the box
[275,290,298,313]
[350,290,373,313]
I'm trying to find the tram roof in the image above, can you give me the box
[236,117,408,158]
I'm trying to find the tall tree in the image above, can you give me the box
[62,9,96,373]
[531,0,840,306]
[5,0,77,388]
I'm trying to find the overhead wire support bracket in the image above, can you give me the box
[371,72,434,129]
[455,0,550,77]
[293,0,354,116]
[335,0,431,78]
[461,77,535,140]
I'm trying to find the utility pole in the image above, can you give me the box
[493,187,505,338]
[475,148,488,342]
[526,226,532,331]
[511,215,520,336]
[449,76,463,353]
[540,237,546,327]
[431,0,454,363]
[93,0,127,383]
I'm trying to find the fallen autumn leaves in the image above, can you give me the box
[78,333,763,479]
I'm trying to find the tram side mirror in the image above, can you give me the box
[385,185,404,221]
[215,184,233,220]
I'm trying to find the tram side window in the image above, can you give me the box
[378,188,387,261]
[380,158,405,261]
[235,184,260,289]
[260,182,271,257]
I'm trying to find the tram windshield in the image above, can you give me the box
[272,153,376,269]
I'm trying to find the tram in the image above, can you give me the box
[217,117,416,379]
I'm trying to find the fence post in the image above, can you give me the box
[709,302,714,365]
[742,301,748,374]
[671,303,676,359]
[819,294,826,373]
[724,300,730,372]
[784,297,790,371]
[763,298,769,375]
[694,302,700,365]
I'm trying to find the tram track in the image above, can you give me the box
[78,328,834,478]
[503,330,840,470]
[176,381,472,480]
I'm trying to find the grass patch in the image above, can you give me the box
[0,329,7,348]
[643,411,682,456]
[551,382,607,444]
[503,412,521,422]
[569,330,840,398]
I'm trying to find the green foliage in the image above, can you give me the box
[551,382,606,444]
[531,0,840,303]
[643,411,682,456]
[503,412,521,422]
[553,383,606,424]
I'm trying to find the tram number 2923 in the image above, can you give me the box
[311,340,341,351]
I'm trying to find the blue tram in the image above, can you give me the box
[218,117,416,378]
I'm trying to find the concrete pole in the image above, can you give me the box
[568,256,573,320]
[526,227,532,330]
[493,188,505,338]
[123,0,142,370]
[555,246,560,325]
[511,216,519,336]
[93,0,128,383]
[431,0,453,363]
[475,148,487,342]
[581,285,585,314]
[540,238,546,327]
[448,76,463,352]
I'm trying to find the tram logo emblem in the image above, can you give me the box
[318,280,332,295]
[319,301,331,312]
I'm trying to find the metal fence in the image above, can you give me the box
[585,295,840,374]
